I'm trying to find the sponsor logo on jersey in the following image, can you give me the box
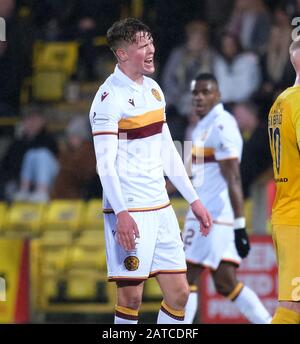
[101,91,109,102]
[151,88,161,101]
[124,256,139,271]
[275,177,288,183]
[128,98,135,107]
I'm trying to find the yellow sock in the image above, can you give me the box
[271,307,300,324]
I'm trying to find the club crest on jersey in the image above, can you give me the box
[128,98,135,107]
[151,88,161,101]
[124,256,139,271]
[101,91,109,102]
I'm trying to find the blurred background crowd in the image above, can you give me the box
[0,0,299,233]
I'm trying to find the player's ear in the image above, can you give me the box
[115,47,128,62]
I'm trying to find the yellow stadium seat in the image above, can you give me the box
[75,229,104,249]
[66,275,97,300]
[32,41,79,102]
[43,200,85,233]
[65,243,107,301]
[171,197,189,230]
[41,245,70,274]
[33,41,79,76]
[5,202,45,236]
[68,245,106,271]
[40,230,73,246]
[83,199,104,231]
[32,70,66,102]
[41,277,63,300]
[31,239,68,305]
[0,202,7,233]
[143,278,162,302]
[65,269,108,302]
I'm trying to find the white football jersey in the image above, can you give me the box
[187,103,243,224]
[89,65,170,212]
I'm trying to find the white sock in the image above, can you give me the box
[233,285,272,324]
[114,316,138,324]
[114,305,138,324]
[185,289,198,324]
[157,300,185,324]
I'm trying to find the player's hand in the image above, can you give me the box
[234,226,250,258]
[116,211,140,251]
[190,199,212,236]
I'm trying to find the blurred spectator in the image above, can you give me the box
[65,0,121,80]
[233,101,272,199]
[30,0,73,40]
[162,21,214,117]
[213,32,261,107]
[143,0,207,70]
[286,0,300,17]
[205,0,234,28]
[258,7,295,112]
[0,0,29,117]
[162,21,214,141]
[226,0,271,55]
[2,106,59,202]
[29,0,121,80]
[51,116,98,199]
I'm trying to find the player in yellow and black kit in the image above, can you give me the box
[268,38,300,324]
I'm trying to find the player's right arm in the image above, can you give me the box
[90,89,139,251]
[161,123,212,235]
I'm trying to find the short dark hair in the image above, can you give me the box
[107,18,152,52]
[194,73,218,85]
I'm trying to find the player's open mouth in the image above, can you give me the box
[145,58,153,65]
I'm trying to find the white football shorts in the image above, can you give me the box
[183,219,241,270]
[104,205,187,281]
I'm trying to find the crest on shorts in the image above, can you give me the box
[124,256,139,271]
[151,88,161,101]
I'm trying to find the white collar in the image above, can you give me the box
[204,103,224,120]
[113,65,145,92]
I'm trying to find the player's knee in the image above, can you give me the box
[118,295,142,310]
[172,284,190,308]
[127,295,142,310]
